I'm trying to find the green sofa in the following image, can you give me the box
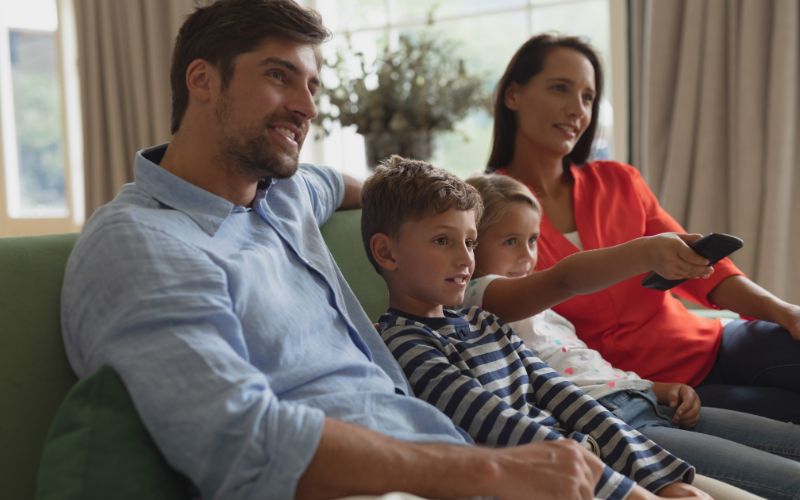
[0,209,389,500]
[0,209,734,499]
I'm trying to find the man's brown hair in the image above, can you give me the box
[466,174,540,239]
[170,0,330,134]
[361,155,484,274]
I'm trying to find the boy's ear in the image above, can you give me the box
[370,233,398,272]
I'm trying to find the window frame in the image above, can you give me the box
[0,0,83,238]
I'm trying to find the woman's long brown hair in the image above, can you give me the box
[486,34,604,172]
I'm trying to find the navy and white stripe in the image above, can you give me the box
[380,307,694,500]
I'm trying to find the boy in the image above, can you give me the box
[361,156,713,500]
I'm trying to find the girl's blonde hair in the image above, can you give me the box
[465,174,541,238]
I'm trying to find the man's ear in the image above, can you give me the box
[185,59,216,103]
[504,81,521,111]
[370,233,398,272]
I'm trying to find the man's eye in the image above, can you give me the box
[268,71,283,81]
[503,238,516,245]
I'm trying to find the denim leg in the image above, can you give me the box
[695,320,800,422]
[657,405,800,463]
[693,384,800,423]
[641,424,800,500]
[599,390,800,500]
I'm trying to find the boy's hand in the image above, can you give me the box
[657,481,713,500]
[644,233,714,281]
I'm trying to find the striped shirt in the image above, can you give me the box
[380,307,694,500]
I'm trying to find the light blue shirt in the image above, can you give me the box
[61,144,469,500]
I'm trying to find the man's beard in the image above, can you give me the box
[214,93,303,181]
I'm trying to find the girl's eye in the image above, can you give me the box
[529,237,538,245]
[466,240,478,249]
[503,238,516,245]
[434,237,448,245]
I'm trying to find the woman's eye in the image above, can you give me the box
[503,238,516,245]
[583,94,594,103]
[552,84,566,92]
[434,237,447,245]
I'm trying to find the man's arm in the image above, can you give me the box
[338,173,362,210]
[482,233,713,323]
[707,275,800,340]
[296,418,605,500]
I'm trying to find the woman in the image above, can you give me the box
[487,33,800,423]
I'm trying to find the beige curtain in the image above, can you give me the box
[630,0,800,303]
[74,0,201,217]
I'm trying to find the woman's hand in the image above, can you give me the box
[776,304,800,341]
[643,233,714,281]
[651,383,701,428]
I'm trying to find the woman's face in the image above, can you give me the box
[504,47,596,159]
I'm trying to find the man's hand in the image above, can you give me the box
[643,233,714,281]
[651,383,701,428]
[487,439,604,500]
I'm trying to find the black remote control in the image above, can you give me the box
[641,233,744,291]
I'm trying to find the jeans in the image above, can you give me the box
[597,389,800,500]
[696,320,800,423]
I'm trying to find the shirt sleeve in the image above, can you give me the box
[628,166,744,308]
[458,275,501,309]
[297,164,345,226]
[61,221,325,500]
[380,322,636,500]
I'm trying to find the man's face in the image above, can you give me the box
[387,208,478,318]
[213,37,319,181]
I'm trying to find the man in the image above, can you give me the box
[61,1,705,499]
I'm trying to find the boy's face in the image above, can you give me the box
[388,208,478,317]
[475,202,541,278]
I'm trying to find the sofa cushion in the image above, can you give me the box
[36,365,189,500]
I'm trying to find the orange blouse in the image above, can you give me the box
[498,161,744,386]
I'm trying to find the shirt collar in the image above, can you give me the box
[134,143,274,236]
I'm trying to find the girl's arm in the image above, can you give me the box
[482,233,713,323]
[650,382,701,428]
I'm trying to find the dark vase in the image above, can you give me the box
[363,131,433,169]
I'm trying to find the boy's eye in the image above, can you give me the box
[503,238,516,245]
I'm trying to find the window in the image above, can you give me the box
[300,0,628,180]
[0,0,83,237]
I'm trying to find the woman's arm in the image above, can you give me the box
[707,275,800,340]
[482,233,713,323]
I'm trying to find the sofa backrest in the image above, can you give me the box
[0,209,388,500]
[0,233,81,500]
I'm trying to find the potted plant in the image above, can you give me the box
[314,33,491,168]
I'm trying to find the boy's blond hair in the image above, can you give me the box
[465,174,541,239]
[361,155,484,274]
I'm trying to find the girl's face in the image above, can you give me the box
[504,47,596,159]
[474,202,541,278]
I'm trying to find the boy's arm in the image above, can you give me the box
[482,233,714,323]
[380,323,636,500]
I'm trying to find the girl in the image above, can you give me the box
[461,173,800,500]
